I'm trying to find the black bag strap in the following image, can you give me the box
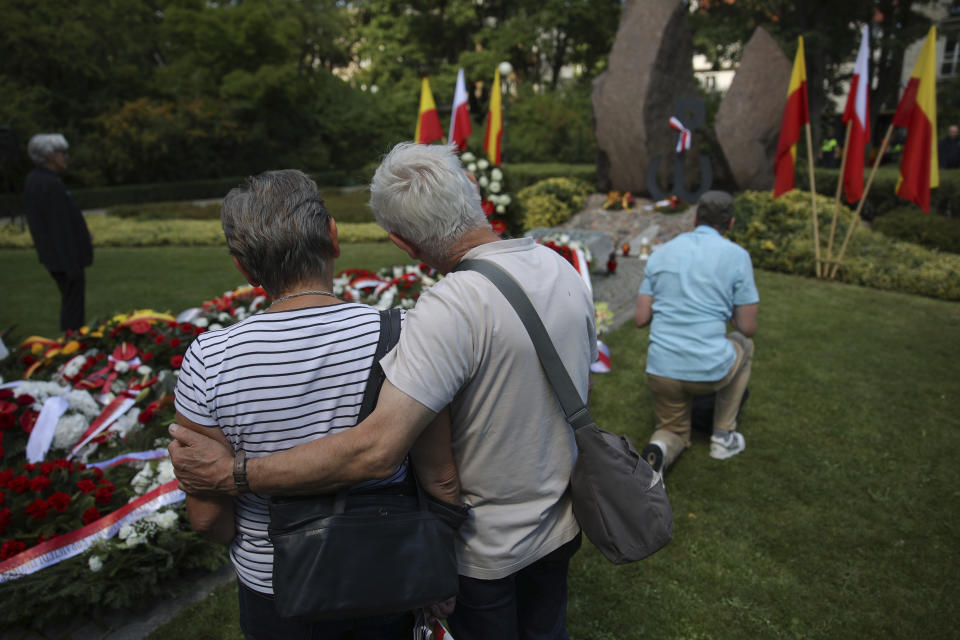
[358,308,403,421]
[455,259,594,431]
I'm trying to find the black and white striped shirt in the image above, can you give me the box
[174,302,405,594]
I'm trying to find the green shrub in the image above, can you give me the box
[0,218,387,248]
[872,207,960,254]
[517,177,593,231]
[729,190,960,301]
[505,163,596,192]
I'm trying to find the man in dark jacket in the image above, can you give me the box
[940,124,960,169]
[24,133,93,332]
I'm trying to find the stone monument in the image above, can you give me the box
[592,0,700,196]
[715,27,792,191]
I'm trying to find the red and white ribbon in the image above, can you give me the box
[68,393,137,459]
[0,480,184,582]
[88,448,169,470]
[669,116,691,153]
[590,340,612,374]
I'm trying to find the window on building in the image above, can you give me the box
[942,33,960,78]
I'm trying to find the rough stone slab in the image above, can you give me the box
[525,227,614,273]
[715,27,792,191]
[592,0,699,194]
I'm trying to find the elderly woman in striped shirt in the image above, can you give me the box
[173,169,458,639]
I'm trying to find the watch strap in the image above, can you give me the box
[233,449,250,494]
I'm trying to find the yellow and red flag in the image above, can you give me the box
[483,67,503,166]
[893,26,938,213]
[774,36,810,198]
[842,25,870,204]
[415,77,443,145]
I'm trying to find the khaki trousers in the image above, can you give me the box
[647,332,754,467]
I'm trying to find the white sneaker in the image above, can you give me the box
[709,431,745,460]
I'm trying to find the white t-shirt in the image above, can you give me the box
[381,238,597,580]
[175,302,405,594]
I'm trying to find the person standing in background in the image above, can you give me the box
[939,124,960,169]
[24,134,93,332]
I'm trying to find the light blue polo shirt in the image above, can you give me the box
[638,225,759,381]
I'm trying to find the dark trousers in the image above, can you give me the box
[448,533,582,640]
[49,270,85,332]
[237,582,413,640]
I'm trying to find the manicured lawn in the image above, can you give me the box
[142,268,959,639]
[0,243,409,340]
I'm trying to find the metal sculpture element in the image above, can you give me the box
[646,98,713,202]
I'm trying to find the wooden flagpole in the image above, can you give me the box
[829,124,895,279]
[826,122,853,267]
[804,123,822,278]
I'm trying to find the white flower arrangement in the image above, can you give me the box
[88,555,104,572]
[117,508,180,548]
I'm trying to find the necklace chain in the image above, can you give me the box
[268,289,339,310]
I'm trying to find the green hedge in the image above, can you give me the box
[729,190,960,301]
[796,166,960,221]
[0,218,387,248]
[872,207,960,254]
[504,163,596,192]
[516,177,593,231]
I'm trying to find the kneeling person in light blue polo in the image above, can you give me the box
[634,191,759,472]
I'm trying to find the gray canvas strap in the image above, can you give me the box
[455,259,593,431]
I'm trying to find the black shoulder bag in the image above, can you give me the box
[268,308,468,620]
[456,259,673,564]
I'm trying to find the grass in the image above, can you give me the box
[138,268,960,639]
[5,247,958,639]
[0,243,409,340]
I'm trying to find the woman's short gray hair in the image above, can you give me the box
[27,134,69,165]
[221,170,335,297]
[369,143,488,261]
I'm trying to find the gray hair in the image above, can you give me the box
[696,190,735,230]
[369,142,488,262]
[221,170,335,297]
[27,134,69,165]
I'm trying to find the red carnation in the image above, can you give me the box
[0,539,26,560]
[193,327,206,336]
[82,506,101,525]
[0,400,17,415]
[20,410,38,434]
[92,467,103,480]
[154,334,167,345]
[9,475,29,494]
[169,337,182,348]
[167,320,178,329]
[0,507,10,534]
[15,394,35,406]
[0,491,5,506]
[491,219,507,235]
[23,463,34,472]
[29,476,51,492]
[0,413,14,431]
[39,461,56,476]
[48,491,71,512]
[77,479,96,494]
[179,322,195,333]
[0,390,12,400]
[141,351,156,362]
[94,487,114,504]
[26,498,51,520]
[481,199,495,216]
[55,459,73,470]
[170,355,184,369]
[137,409,154,424]
[0,470,11,487]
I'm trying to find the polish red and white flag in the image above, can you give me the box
[448,68,472,151]
[842,25,870,203]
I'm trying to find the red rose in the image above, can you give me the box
[129,319,152,334]
[77,479,97,494]
[193,327,206,336]
[9,475,29,494]
[0,390,12,400]
[0,507,10,534]
[92,467,103,480]
[48,491,71,512]
[0,400,17,415]
[23,463,34,472]
[0,539,27,560]
[0,413,14,431]
[154,334,167,345]
[16,394,36,406]
[179,322,195,333]
[26,498,51,520]
[141,351,155,362]
[95,487,113,504]
[39,461,56,476]
[167,321,178,329]
[55,459,72,470]
[170,355,184,369]
[169,337,182,348]
[0,491,5,506]
[481,199,495,216]
[82,506,101,525]
[29,476,50,492]
[137,409,154,424]
[20,410,38,434]
[491,219,507,235]
[0,470,11,487]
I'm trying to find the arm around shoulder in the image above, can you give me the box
[175,413,236,544]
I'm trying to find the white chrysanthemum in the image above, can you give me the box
[52,414,90,451]
[156,459,176,485]
[501,194,511,205]
[467,162,477,173]
[496,205,506,214]
[113,360,129,374]
[136,365,153,377]
[194,317,209,328]
[118,523,135,540]
[147,509,179,531]
[15,381,69,401]
[62,355,87,379]
[477,159,489,170]
[88,555,104,572]
[234,308,248,321]
[209,323,223,331]
[462,152,476,162]
[130,465,157,495]
[491,168,503,181]
[125,534,147,548]
[108,407,140,439]
[489,181,501,193]
[400,298,415,309]
[217,312,231,322]
[376,289,396,311]
[478,176,489,188]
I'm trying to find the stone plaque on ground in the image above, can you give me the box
[592,0,699,195]
[525,228,614,274]
[715,27,792,191]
